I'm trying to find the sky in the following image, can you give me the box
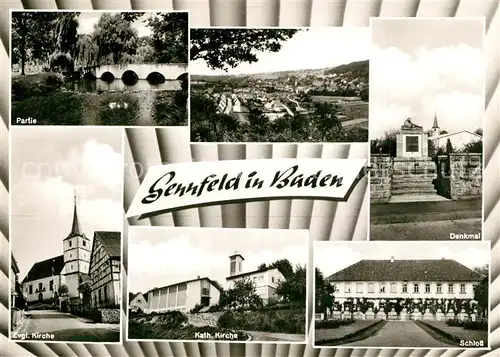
[190,27,370,76]
[77,12,152,37]
[314,241,490,279]
[370,18,485,139]
[11,127,123,280]
[128,227,309,293]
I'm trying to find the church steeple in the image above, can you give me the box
[432,112,439,129]
[69,190,83,237]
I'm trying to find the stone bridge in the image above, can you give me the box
[91,63,188,81]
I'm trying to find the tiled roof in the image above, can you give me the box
[326,259,483,282]
[95,231,121,258]
[22,255,64,283]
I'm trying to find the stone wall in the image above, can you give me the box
[100,308,121,324]
[449,153,482,200]
[370,155,392,203]
[318,309,481,322]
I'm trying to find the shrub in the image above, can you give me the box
[446,319,487,331]
[190,304,204,313]
[12,72,65,101]
[315,318,356,329]
[218,311,237,329]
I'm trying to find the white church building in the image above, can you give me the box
[429,113,482,151]
[22,194,91,303]
[226,252,286,305]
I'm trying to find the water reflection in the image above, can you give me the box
[66,78,182,93]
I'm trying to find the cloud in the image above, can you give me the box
[314,244,362,277]
[370,44,484,139]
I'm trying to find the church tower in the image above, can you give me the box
[62,192,91,298]
[229,252,244,277]
[431,111,440,138]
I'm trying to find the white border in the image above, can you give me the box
[8,125,126,344]
[125,226,310,344]
[188,26,370,145]
[311,240,492,350]
[367,16,486,241]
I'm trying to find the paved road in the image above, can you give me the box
[342,321,451,347]
[12,309,119,342]
[244,330,306,342]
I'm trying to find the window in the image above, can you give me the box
[345,283,351,293]
[103,286,107,301]
[272,277,275,283]
[402,283,408,293]
[413,284,419,293]
[448,284,454,293]
[380,283,386,293]
[356,283,363,293]
[83,240,86,247]
[137,299,142,303]
[390,283,397,293]
[29,285,33,294]
[425,284,431,293]
[368,283,374,293]
[98,289,102,303]
[38,282,42,291]
[49,280,53,291]
[460,284,466,294]
[258,275,264,282]
[230,260,236,275]
[177,283,187,306]
[69,240,72,247]
[71,264,73,270]
[437,284,442,293]
[70,254,72,258]
[406,136,419,152]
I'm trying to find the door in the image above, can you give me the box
[38,293,43,301]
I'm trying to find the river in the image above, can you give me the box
[12,77,186,126]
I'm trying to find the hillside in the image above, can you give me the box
[191,60,369,82]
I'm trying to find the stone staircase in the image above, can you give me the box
[391,158,438,197]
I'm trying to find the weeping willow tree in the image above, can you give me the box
[74,34,98,68]
[49,12,80,72]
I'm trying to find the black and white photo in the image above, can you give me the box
[11,10,188,126]
[189,27,369,143]
[127,227,308,343]
[10,127,123,342]
[369,18,484,241]
[313,241,490,348]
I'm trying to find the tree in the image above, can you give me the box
[315,268,335,320]
[78,276,92,308]
[190,29,301,71]
[462,139,482,154]
[445,138,454,154]
[371,130,397,156]
[275,264,307,306]
[74,34,99,68]
[474,128,483,136]
[222,278,263,311]
[11,12,58,74]
[92,13,139,64]
[58,284,69,297]
[259,258,295,280]
[474,275,488,318]
[147,12,188,63]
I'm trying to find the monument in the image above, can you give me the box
[392,118,439,199]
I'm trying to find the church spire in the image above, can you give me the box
[70,190,83,236]
[432,112,439,129]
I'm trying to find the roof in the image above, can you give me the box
[327,259,483,282]
[94,231,121,258]
[11,254,20,274]
[64,193,89,241]
[147,277,222,295]
[22,255,64,283]
[129,292,147,303]
[226,266,284,281]
[433,130,482,140]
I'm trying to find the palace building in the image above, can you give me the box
[326,258,483,311]
[89,231,122,308]
[22,194,91,303]
[226,253,286,305]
